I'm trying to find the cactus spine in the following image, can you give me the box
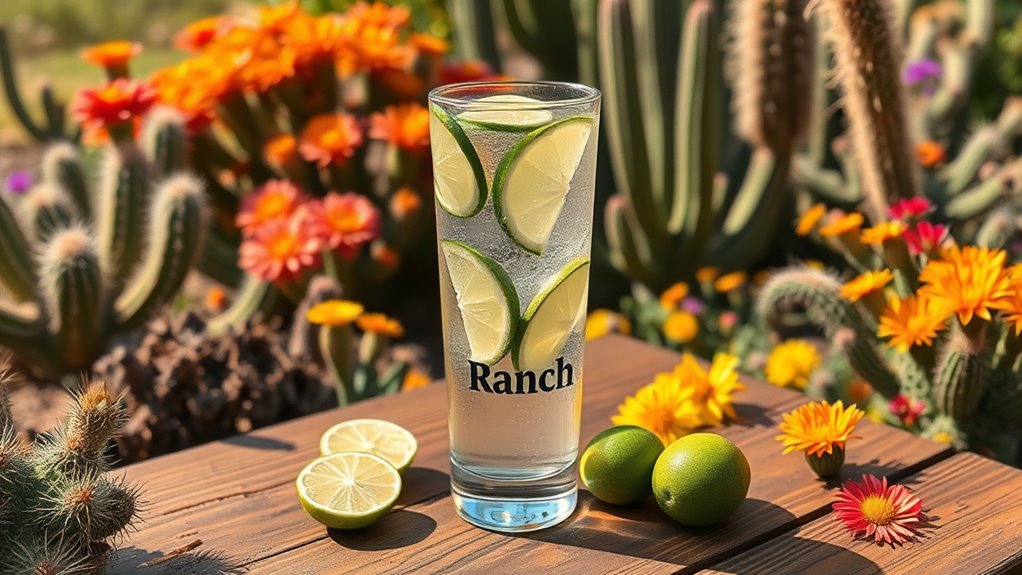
[934,327,987,420]
[41,143,91,219]
[40,229,105,370]
[22,184,78,242]
[97,143,150,285]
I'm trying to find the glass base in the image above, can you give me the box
[450,459,577,533]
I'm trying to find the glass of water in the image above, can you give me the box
[429,81,600,532]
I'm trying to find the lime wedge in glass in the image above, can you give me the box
[513,258,591,371]
[430,105,487,217]
[296,452,401,530]
[319,419,418,475]
[493,117,593,255]
[458,95,555,132]
[441,241,520,365]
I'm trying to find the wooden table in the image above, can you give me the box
[111,335,1022,575]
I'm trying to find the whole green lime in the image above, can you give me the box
[580,426,665,505]
[652,433,751,526]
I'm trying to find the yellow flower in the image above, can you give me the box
[796,203,826,236]
[877,295,946,352]
[307,300,364,326]
[612,377,702,446]
[992,264,1022,334]
[585,309,632,340]
[714,271,748,293]
[860,221,907,245]
[804,260,826,272]
[932,432,954,445]
[918,245,1011,325]
[402,368,431,391]
[840,269,894,302]
[356,313,404,337]
[776,400,864,457]
[695,266,719,283]
[676,352,744,426]
[818,212,864,238]
[663,311,699,343]
[765,340,821,390]
[659,282,690,310]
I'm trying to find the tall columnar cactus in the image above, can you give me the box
[0,367,142,573]
[0,111,206,376]
[0,27,74,143]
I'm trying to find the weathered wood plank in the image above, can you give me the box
[697,452,1022,575]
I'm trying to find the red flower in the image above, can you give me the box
[438,60,503,85]
[308,192,380,259]
[236,180,305,233]
[888,198,932,221]
[833,475,925,546]
[72,79,156,131]
[889,395,926,427]
[904,221,948,256]
[239,213,323,282]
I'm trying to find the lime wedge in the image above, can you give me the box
[513,258,591,371]
[493,117,593,255]
[430,105,487,217]
[319,419,418,474]
[458,95,555,132]
[296,452,401,530]
[441,240,519,365]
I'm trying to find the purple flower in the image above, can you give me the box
[681,296,706,316]
[902,58,942,95]
[5,170,33,195]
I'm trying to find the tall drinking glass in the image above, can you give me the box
[429,82,600,532]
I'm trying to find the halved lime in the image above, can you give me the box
[296,452,401,530]
[493,117,593,255]
[458,95,555,132]
[319,419,418,474]
[430,105,487,217]
[513,258,590,370]
[441,241,520,365]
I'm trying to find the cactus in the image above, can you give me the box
[933,327,987,419]
[0,27,75,143]
[0,111,206,376]
[0,366,142,573]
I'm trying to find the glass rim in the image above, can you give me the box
[428,81,601,110]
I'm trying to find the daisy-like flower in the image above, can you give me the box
[833,474,924,545]
[659,282,690,310]
[409,33,449,56]
[389,187,422,219]
[263,134,298,169]
[889,395,926,427]
[585,309,632,340]
[796,203,827,236]
[438,60,502,84]
[284,12,346,68]
[903,221,948,256]
[840,269,894,302]
[307,299,364,326]
[612,376,703,446]
[765,339,821,390]
[81,41,141,76]
[888,197,932,221]
[776,400,864,477]
[860,221,907,246]
[877,294,947,352]
[916,140,946,168]
[663,311,699,344]
[369,103,430,150]
[308,192,381,259]
[299,113,364,167]
[72,79,156,135]
[918,245,1011,325]
[239,215,323,282]
[714,271,747,294]
[818,212,864,238]
[174,16,232,51]
[992,264,1022,334]
[676,352,745,427]
[236,180,305,233]
[356,312,405,337]
[402,368,431,391]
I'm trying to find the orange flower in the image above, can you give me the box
[72,79,156,132]
[714,271,747,293]
[659,282,690,310]
[776,400,864,458]
[308,192,380,259]
[371,241,400,270]
[402,369,431,391]
[175,17,232,51]
[916,140,946,167]
[307,299,364,326]
[877,295,947,351]
[213,26,297,93]
[299,113,364,167]
[263,134,298,169]
[205,286,228,312]
[695,266,719,283]
[356,313,405,337]
[796,203,826,236]
[860,221,907,245]
[239,214,323,282]
[335,5,416,76]
[236,180,305,233]
[81,41,141,71]
[369,103,430,150]
[259,2,304,35]
[284,12,345,66]
[918,245,1011,325]
[149,57,221,131]
[439,60,501,84]
[389,187,421,219]
[818,212,864,238]
[840,269,894,302]
[409,33,449,56]
[346,2,412,29]
[992,264,1022,334]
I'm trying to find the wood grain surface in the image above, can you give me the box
[106,335,1014,575]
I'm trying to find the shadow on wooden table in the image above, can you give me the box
[704,533,885,574]
[116,545,247,574]
[220,434,296,452]
[328,509,437,551]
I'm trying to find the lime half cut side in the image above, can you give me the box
[458,95,555,132]
[513,258,591,371]
[493,117,593,255]
[296,452,402,530]
[319,419,418,474]
[441,241,520,366]
[430,104,488,217]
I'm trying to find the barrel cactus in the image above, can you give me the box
[0,111,207,376]
[0,363,142,573]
